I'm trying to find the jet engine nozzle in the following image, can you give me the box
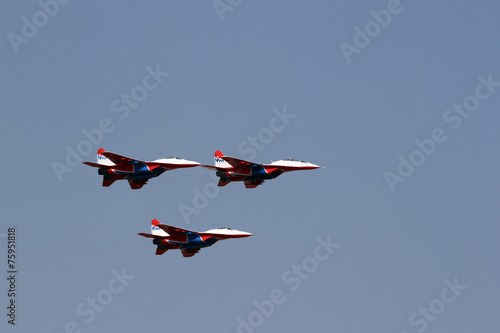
[98,169,109,176]
[216,170,228,177]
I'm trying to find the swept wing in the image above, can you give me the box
[101,151,142,164]
[219,156,262,168]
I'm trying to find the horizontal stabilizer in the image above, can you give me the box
[201,164,226,171]
[137,233,163,239]
[83,162,101,168]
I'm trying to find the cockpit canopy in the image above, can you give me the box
[283,158,305,162]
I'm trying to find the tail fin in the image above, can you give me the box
[214,150,231,168]
[218,178,231,187]
[97,148,115,166]
[102,177,116,187]
[151,219,169,237]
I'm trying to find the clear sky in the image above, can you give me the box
[1,1,499,332]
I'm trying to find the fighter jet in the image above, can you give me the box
[202,150,320,188]
[138,219,253,257]
[83,148,200,189]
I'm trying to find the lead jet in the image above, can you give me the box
[138,219,253,257]
[83,148,200,189]
[202,150,320,188]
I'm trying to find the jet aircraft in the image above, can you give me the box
[83,148,200,189]
[202,150,320,188]
[138,219,253,257]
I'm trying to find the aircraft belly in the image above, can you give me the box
[231,167,282,180]
[180,241,209,249]
[242,174,276,181]
[125,172,154,180]
[120,168,165,179]
[181,238,217,249]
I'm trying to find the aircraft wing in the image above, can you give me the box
[152,162,195,169]
[181,248,200,257]
[221,156,263,168]
[156,223,197,236]
[127,178,148,190]
[102,151,145,164]
[244,179,265,188]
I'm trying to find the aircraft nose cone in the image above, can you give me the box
[301,162,320,170]
[231,230,253,238]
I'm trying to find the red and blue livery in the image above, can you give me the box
[138,219,253,257]
[83,148,200,189]
[202,150,320,188]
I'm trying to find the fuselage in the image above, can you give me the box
[98,158,199,180]
[217,159,319,182]
[98,163,167,180]
[216,168,283,182]
[153,234,218,250]
[153,228,252,251]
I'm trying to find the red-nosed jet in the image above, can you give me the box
[138,219,253,257]
[202,150,320,188]
[83,148,200,189]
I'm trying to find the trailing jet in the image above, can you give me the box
[202,150,320,188]
[83,148,200,189]
[138,219,253,257]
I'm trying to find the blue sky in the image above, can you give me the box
[1,1,499,332]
